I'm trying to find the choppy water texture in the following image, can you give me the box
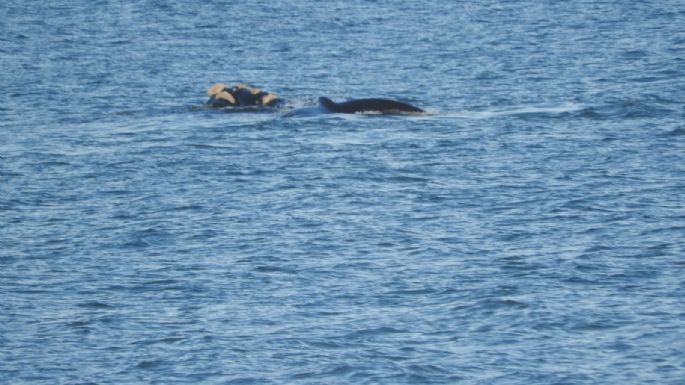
[2,1,685,384]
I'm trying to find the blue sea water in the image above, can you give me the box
[1,1,685,384]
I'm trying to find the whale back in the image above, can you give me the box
[318,97,424,114]
[318,97,338,111]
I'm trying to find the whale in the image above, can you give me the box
[206,83,425,116]
[282,97,426,117]
[317,97,425,114]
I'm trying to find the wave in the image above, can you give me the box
[659,126,685,137]
[438,97,679,121]
[579,96,680,120]
[439,102,585,119]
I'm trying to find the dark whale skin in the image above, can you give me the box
[318,97,424,114]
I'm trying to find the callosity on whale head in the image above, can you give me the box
[206,83,284,108]
[206,83,237,107]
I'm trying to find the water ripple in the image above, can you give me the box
[2,1,684,384]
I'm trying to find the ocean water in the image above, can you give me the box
[1,1,684,384]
